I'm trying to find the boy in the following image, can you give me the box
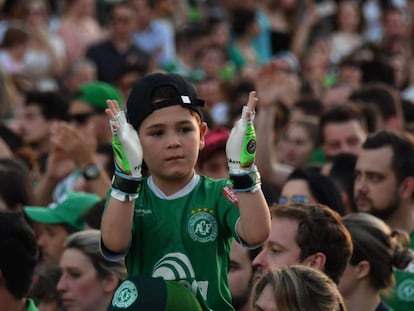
[100,72,270,310]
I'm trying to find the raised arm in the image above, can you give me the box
[226,91,271,245]
[100,100,142,253]
[254,62,294,190]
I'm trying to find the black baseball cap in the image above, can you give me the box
[126,72,204,129]
[107,276,202,311]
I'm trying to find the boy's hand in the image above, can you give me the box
[106,100,142,179]
[226,91,258,174]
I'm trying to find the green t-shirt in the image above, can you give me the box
[26,298,39,311]
[124,175,241,311]
[382,231,414,310]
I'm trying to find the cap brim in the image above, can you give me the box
[24,207,63,224]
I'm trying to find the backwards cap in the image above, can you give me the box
[126,72,204,129]
[108,276,202,311]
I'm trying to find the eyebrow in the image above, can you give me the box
[145,120,195,130]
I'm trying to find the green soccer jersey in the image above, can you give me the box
[382,231,414,311]
[124,174,241,311]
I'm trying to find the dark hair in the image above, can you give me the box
[294,96,324,118]
[319,104,366,143]
[25,91,69,121]
[81,199,105,230]
[30,266,63,307]
[328,153,358,213]
[286,168,346,216]
[362,130,414,185]
[270,203,353,284]
[1,22,28,48]
[0,211,38,299]
[343,213,414,290]
[231,7,256,36]
[0,158,34,210]
[350,82,402,124]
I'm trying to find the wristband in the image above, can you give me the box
[110,189,139,202]
[111,173,141,195]
[229,166,261,192]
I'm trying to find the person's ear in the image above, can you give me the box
[400,176,414,200]
[102,274,120,294]
[354,260,370,280]
[302,252,326,271]
[199,122,208,150]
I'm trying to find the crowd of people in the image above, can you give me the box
[1,0,414,310]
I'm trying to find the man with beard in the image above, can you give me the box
[354,129,414,310]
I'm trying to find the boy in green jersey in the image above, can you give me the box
[100,72,271,310]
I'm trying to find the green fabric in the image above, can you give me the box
[26,298,39,311]
[108,276,202,311]
[76,81,123,110]
[24,192,100,230]
[309,147,326,165]
[165,280,202,311]
[122,176,240,311]
[381,231,414,310]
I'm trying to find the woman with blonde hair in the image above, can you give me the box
[253,265,346,311]
[57,229,126,311]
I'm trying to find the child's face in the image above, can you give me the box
[139,105,207,184]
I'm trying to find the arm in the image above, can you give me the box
[226,92,271,245]
[254,62,293,189]
[101,100,142,253]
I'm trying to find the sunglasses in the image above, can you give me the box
[278,195,308,205]
[69,111,98,124]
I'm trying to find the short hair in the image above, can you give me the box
[65,230,126,281]
[270,203,353,284]
[294,96,324,118]
[24,91,69,121]
[0,211,38,299]
[0,158,34,210]
[253,265,345,311]
[362,130,414,184]
[319,104,366,143]
[1,22,29,48]
[286,168,346,216]
[343,213,414,290]
[350,82,402,124]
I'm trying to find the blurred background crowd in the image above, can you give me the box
[1,0,414,310]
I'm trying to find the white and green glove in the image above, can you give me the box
[107,101,143,201]
[226,91,261,192]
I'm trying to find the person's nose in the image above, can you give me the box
[166,132,181,149]
[252,249,268,269]
[56,274,67,292]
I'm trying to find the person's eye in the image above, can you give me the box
[179,126,193,133]
[68,271,81,279]
[271,248,281,255]
[368,173,382,183]
[150,130,163,137]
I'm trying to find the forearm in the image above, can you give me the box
[100,196,134,253]
[255,106,292,188]
[236,189,271,245]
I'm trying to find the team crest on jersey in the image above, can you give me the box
[111,280,138,308]
[222,185,238,205]
[397,279,414,302]
[188,210,218,243]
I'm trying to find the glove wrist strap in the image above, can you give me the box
[112,173,141,195]
[229,166,261,192]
